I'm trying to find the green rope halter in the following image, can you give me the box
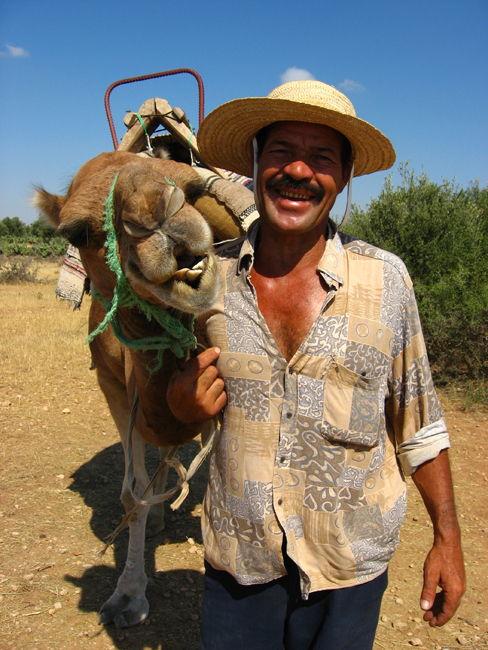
[86,173,197,372]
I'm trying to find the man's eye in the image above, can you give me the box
[315,154,333,162]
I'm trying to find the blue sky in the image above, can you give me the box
[1,0,487,224]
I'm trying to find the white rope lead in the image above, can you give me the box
[101,389,219,554]
[338,163,355,229]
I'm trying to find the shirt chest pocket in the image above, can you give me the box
[319,363,388,448]
[217,351,272,382]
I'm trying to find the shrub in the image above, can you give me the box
[343,163,488,380]
[0,256,40,284]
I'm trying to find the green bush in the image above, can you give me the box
[0,216,67,258]
[343,163,488,380]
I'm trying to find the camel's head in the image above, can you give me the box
[112,163,219,314]
[34,152,220,315]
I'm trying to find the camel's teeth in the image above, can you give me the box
[186,269,203,281]
[192,259,207,271]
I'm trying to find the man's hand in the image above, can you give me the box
[420,537,466,626]
[167,347,227,424]
[411,449,466,627]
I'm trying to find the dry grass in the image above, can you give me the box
[0,260,89,407]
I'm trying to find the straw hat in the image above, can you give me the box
[198,80,395,178]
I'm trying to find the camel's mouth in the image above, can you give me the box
[173,253,208,289]
[127,252,211,291]
[126,250,218,314]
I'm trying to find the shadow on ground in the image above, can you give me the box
[64,440,208,650]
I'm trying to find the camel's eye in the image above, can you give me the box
[122,219,153,238]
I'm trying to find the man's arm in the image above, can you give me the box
[410,449,466,626]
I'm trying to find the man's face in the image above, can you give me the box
[256,121,351,236]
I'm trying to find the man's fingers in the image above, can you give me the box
[197,363,222,392]
[169,348,221,396]
[422,591,451,627]
[421,582,465,627]
[167,347,226,423]
[203,381,228,417]
[184,347,221,381]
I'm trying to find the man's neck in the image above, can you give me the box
[248,219,331,362]
[252,218,330,278]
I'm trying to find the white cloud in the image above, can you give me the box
[0,44,30,57]
[280,67,315,83]
[338,79,365,94]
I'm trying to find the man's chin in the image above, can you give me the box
[265,212,330,236]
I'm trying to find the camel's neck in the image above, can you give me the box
[80,247,116,300]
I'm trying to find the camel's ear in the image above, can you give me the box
[34,187,103,248]
[32,187,66,228]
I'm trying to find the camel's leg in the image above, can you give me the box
[96,369,151,628]
[146,447,170,537]
[99,426,151,627]
[99,428,151,627]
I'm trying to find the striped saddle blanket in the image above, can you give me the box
[56,244,89,309]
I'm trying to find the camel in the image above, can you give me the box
[34,150,250,627]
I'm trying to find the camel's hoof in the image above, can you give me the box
[99,591,149,628]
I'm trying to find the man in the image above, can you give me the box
[167,80,465,650]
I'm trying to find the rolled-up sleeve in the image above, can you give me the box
[396,420,450,476]
[385,275,447,474]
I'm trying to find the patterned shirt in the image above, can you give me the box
[198,220,449,597]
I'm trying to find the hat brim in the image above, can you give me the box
[197,97,395,178]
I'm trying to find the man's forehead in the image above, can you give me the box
[263,120,344,145]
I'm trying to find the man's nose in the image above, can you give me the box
[283,158,314,180]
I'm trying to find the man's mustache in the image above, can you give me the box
[265,175,325,201]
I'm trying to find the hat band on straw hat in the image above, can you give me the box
[198,80,395,178]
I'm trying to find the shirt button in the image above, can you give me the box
[286,412,292,419]
[280,456,286,464]
[277,499,283,506]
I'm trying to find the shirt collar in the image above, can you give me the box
[238,218,259,273]
[238,218,345,289]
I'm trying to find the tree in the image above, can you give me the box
[0,216,27,238]
[343,164,488,379]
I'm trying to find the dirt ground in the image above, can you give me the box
[0,260,487,650]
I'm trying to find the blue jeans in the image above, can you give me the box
[200,558,387,650]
